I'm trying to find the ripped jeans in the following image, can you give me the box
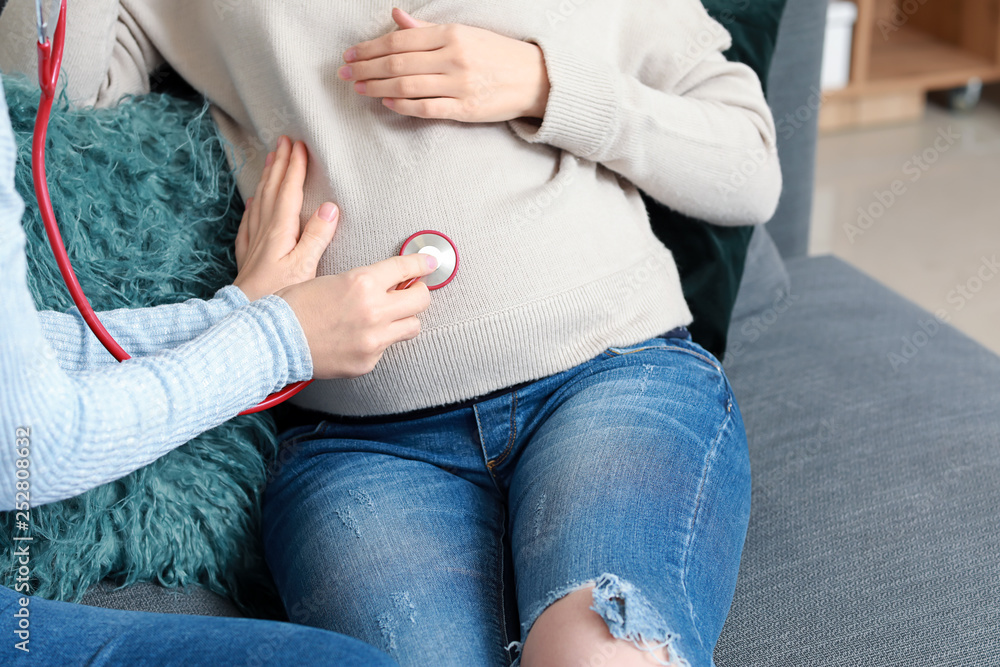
[261,330,751,667]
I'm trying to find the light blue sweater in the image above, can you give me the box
[0,77,312,511]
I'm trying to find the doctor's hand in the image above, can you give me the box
[233,135,339,302]
[231,132,437,379]
[277,253,437,379]
[339,8,550,123]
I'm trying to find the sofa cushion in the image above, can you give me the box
[80,579,244,617]
[717,255,1000,666]
[761,0,827,260]
[729,225,791,326]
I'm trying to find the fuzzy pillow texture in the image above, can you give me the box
[0,73,283,617]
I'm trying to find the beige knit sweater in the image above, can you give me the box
[0,0,782,416]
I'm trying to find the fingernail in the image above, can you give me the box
[344,48,357,63]
[319,203,338,222]
[265,152,274,167]
[425,254,438,270]
[383,98,395,109]
[338,65,352,80]
[354,81,366,94]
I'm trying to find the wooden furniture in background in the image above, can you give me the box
[819,0,1000,131]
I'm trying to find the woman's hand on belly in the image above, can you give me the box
[338,8,550,123]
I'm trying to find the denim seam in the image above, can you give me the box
[678,374,733,653]
[497,506,513,667]
[472,404,505,497]
[603,344,663,358]
[663,345,723,375]
[488,390,518,471]
[270,422,330,474]
[608,343,723,376]
[280,420,329,445]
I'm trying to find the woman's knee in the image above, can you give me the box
[516,577,693,667]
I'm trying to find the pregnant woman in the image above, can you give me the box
[0,2,781,665]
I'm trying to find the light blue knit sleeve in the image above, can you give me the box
[0,77,313,511]
[37,285,254,370]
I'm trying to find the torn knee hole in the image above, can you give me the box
[588,573,689,667]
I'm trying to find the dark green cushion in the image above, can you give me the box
[645,0,787,359]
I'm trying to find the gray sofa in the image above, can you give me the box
[81,0,1000,664]
[716,1,1000,665]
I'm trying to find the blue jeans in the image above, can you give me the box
[262,331,751,667]
[0,584,397,665]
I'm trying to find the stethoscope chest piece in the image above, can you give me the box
[399,230,459,290]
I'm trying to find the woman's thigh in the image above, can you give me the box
[261,422,511,667]
[507,336,751,667]
[0,584,396,666]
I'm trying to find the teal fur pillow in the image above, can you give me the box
[0,74,282,617]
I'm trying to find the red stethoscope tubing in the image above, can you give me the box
[30,0,311,416]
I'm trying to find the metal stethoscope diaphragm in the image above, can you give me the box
[396,230,459,291]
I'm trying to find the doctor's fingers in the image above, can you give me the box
[384,280,431,320]
[383,314,423,346]
[235,197,253,269]
[271,141,310,238]
[249,149,277,242]
[258,136,295,229]
[361,253,437,293]
[289,203,340,273]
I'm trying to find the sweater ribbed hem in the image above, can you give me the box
[292,245,692,417]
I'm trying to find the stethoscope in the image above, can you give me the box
[30,0,459,414]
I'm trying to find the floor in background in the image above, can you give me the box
[811,83,1000,356]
